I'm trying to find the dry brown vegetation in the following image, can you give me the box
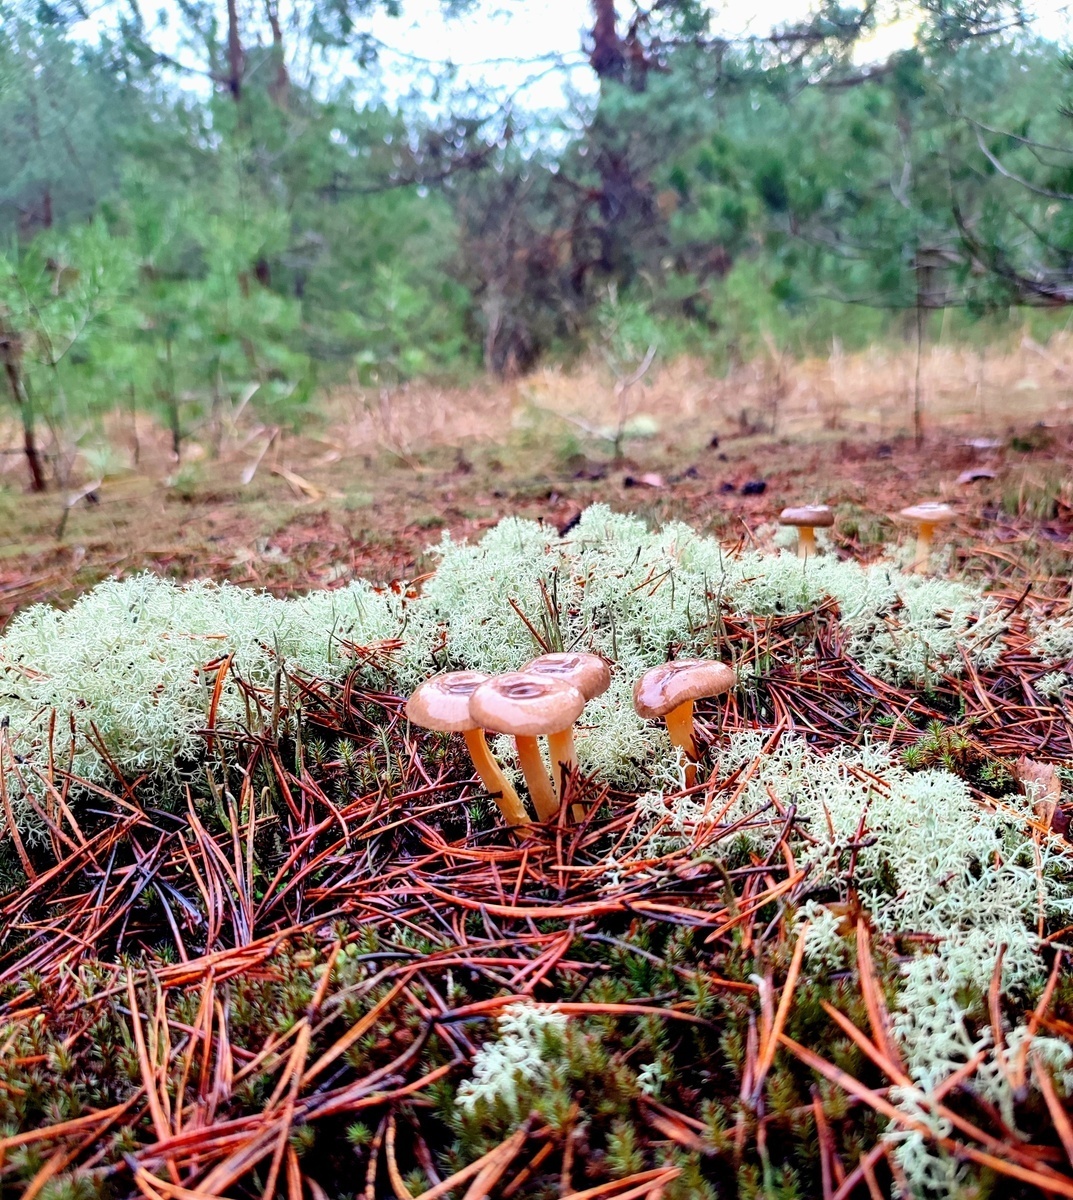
[1,337,1072,624]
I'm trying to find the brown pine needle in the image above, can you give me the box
[855,920,907,1079]
[750,920,809,1105]
[1035,1056,1073,1169]
[559,1168,683,1200]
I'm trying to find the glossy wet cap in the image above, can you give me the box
[521,652,611,700]
[633,659,736,720]
[779,504,833,528]
[469,672,586,737]
[406,671,491,733]
[899,502,955,525]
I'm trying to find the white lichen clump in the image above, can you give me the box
[1031,614,1073,665]
[399,505,1007,784]
[0,575,397,812]
[0,503,1032,811]
[638,731,1073,1192]
[1037,670,1071,698]
[455,1004,567,1115]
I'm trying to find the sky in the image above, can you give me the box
[362,0,1073,109]
[69,0,1073,106]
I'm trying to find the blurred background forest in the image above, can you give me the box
[2,0,1073,493]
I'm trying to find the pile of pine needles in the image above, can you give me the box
[1,585,1072,1200]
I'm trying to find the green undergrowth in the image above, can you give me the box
[0,925,890,1200]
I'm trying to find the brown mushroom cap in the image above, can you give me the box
[779,504,834,528]
[633,659,736,720]
[899,502,955,524]
[406,671,491,733]
[469,673,585,737]
[521,652,611,700]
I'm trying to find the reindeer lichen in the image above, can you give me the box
[455,1003,567,1115]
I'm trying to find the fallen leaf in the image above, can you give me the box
[65,480,102,509]
[1011,756,1062,826]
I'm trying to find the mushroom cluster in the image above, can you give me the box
[777,497,962,576]
[406,652,613,826]
[407,651,737,825]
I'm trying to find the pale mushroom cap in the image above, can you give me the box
[779,505,834,528]
[521,652,611,700]
[469,673,586,737]
[899,502,956,525]
[406,670,491,733]
[633,659,737,720]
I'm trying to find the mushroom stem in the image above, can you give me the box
[912,522,935,574]
[664,700,696,758]
[514,735,558,821]
[462,729,531,826]
[665,700,697,786]
[547,727,579,798]
[796,525,817,560]
[547,726,584,822]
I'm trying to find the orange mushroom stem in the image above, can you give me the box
[406,672,531,826]
[634,659,737,788]
[521,653,611,801]
[899,502,955,575]
[469,673,586,822]
[779,505,834,560]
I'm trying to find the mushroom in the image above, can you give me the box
[520,652,611,797]
[469,673,586,821]
[633,659,736,786]
[406,671,531,827]
[898,502,956,575]
[778,504,834,560]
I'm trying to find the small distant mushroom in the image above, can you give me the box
[469,674,586,821]
[521,653,612,796]
[406,671,531,827]
[898,502,956,575]
[778,505,834,560]
[633,659,736,786]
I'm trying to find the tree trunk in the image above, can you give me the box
[264,0,289,104]
[164,333,182,460]
[589,0,626,81]
[226,0,245,100]
[0,326,46,492]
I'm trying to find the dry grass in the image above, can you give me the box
[1,336,1073,625]
[2,334,1071,483]
[327,334,1073,458]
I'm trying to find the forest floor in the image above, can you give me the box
[2,340,1073,623]
[4,343,1073,1200]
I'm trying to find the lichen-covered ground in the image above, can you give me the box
[1,388,1073,1199]
[0,514,1072,1197]
[2,354,1072,624]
